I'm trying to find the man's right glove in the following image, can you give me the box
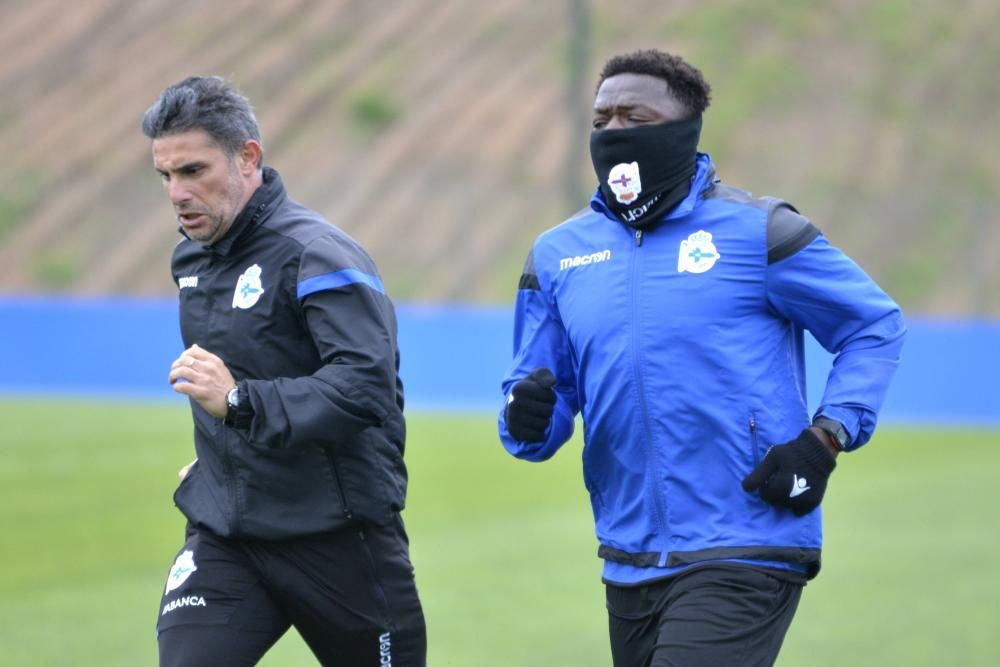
[505,368,557,443]
[741,428,837,516]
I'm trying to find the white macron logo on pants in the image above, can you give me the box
[379,632,392,665]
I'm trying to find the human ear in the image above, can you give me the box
[239,140,262,174]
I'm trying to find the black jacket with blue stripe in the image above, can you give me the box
[170,167,407,539]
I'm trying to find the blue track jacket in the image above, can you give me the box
[498,154,905,583]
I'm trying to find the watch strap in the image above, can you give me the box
[813,416,850,451]
[224,382,254,429]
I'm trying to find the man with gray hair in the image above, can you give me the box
[144,76,426,666]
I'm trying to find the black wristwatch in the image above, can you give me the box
[813,416,850,451]
[224,382,253,428]
[225,385,240,417]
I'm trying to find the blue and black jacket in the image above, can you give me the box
[171,168,407,540]
[499,154,905,583]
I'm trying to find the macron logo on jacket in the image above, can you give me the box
[560,249,611,271]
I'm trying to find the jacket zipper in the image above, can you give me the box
[204,261,241,536]
[749,414,761,467]
[629,227,668,565]
[325,450,354,521]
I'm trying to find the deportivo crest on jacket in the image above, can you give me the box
[232,264,265,309]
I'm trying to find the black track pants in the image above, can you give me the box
[607,565,803,667]
[156,516,426,666]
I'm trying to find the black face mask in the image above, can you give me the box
[589,116,702,228]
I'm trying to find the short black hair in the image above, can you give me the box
[141,76,262,162]
[597,49,712,118]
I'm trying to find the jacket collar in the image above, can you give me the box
[179,166,286,257]
[590,152,717,227]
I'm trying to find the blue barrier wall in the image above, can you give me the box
[1,297,997,424]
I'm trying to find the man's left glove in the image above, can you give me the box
[505,368,557,443]
[741,428,837,516]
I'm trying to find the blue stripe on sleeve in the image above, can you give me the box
[297,269,385,299]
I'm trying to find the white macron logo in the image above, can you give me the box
[178,276,198,289]
[789,474,811,498]
[560,249,611,271]
[378,632,392,666]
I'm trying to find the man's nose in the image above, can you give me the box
[166,179,191,205]
[604,114,626,130]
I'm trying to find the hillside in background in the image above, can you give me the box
[0,0,997,314]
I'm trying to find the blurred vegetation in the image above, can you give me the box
[0,197,21,241]
[33,252,78,289]
[348,87,399,135]
[0,1,996,313]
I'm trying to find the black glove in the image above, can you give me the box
[505,368,557,443]
[741,428,836,516]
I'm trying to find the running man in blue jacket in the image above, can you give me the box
[498,48,905,667]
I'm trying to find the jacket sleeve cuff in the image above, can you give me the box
[498,397,574,462]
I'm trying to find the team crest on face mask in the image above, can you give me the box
[607,161,642,204]
[165,549,197,594]
[678,230,721,274]
[232,263,265,309]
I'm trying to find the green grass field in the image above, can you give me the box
[1,399,998,666]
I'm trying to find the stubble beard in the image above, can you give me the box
[197,163,247,246]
